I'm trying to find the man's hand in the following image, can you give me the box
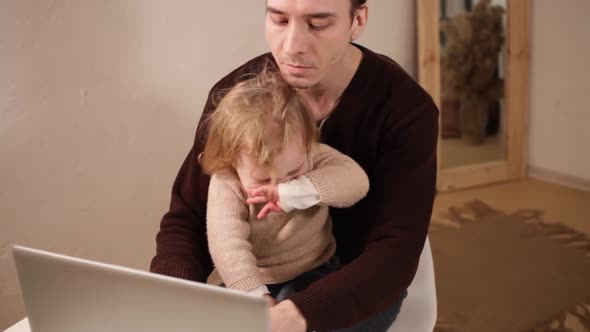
[269,300,307,332]
[264,293,279,307]
[247,184,285,219]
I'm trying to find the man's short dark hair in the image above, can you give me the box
[350,0,367,20]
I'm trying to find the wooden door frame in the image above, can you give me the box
[417,0,531,192]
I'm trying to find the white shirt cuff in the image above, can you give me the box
[278,176,320,212]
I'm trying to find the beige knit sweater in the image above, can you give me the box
[206,143,369,291]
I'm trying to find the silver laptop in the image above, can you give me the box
[12,245,268,332]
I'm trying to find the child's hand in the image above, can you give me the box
[256,202,284,219]
[247,184,279,203]
[246,184,285,219]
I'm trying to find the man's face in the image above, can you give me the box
[265,0,357,89]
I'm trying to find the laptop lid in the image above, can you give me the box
[12,245,268,332]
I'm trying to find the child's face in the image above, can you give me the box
[235,136,310,190]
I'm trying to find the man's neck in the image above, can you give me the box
[298,45,363,122]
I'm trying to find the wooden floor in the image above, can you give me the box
[432,178,590,332]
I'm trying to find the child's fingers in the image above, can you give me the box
[246,196,269,204]
[247,186,268,197]
[257,201,284,219]
[257,203,273,219]
[269,203,283,212]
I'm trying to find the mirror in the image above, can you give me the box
[439,0,507,169]
[418,0,530,191]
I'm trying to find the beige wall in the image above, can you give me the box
[528,0,590,181]
[358,1,416,75]
[0,1,415,328]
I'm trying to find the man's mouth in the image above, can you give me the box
[285,63,310,69]
[282,63,314,74]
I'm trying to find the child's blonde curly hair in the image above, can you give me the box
[200,66,318,176]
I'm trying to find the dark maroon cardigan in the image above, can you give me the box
[151,44,438,331]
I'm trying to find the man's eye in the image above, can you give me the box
[309,23,328,30]
[309,19,331,30]
[272,17,288,26]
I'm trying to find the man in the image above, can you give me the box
[151,0,438,331]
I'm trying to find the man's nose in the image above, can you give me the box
[283,23,309,57]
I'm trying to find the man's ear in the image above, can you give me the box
[350,5,368,41]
